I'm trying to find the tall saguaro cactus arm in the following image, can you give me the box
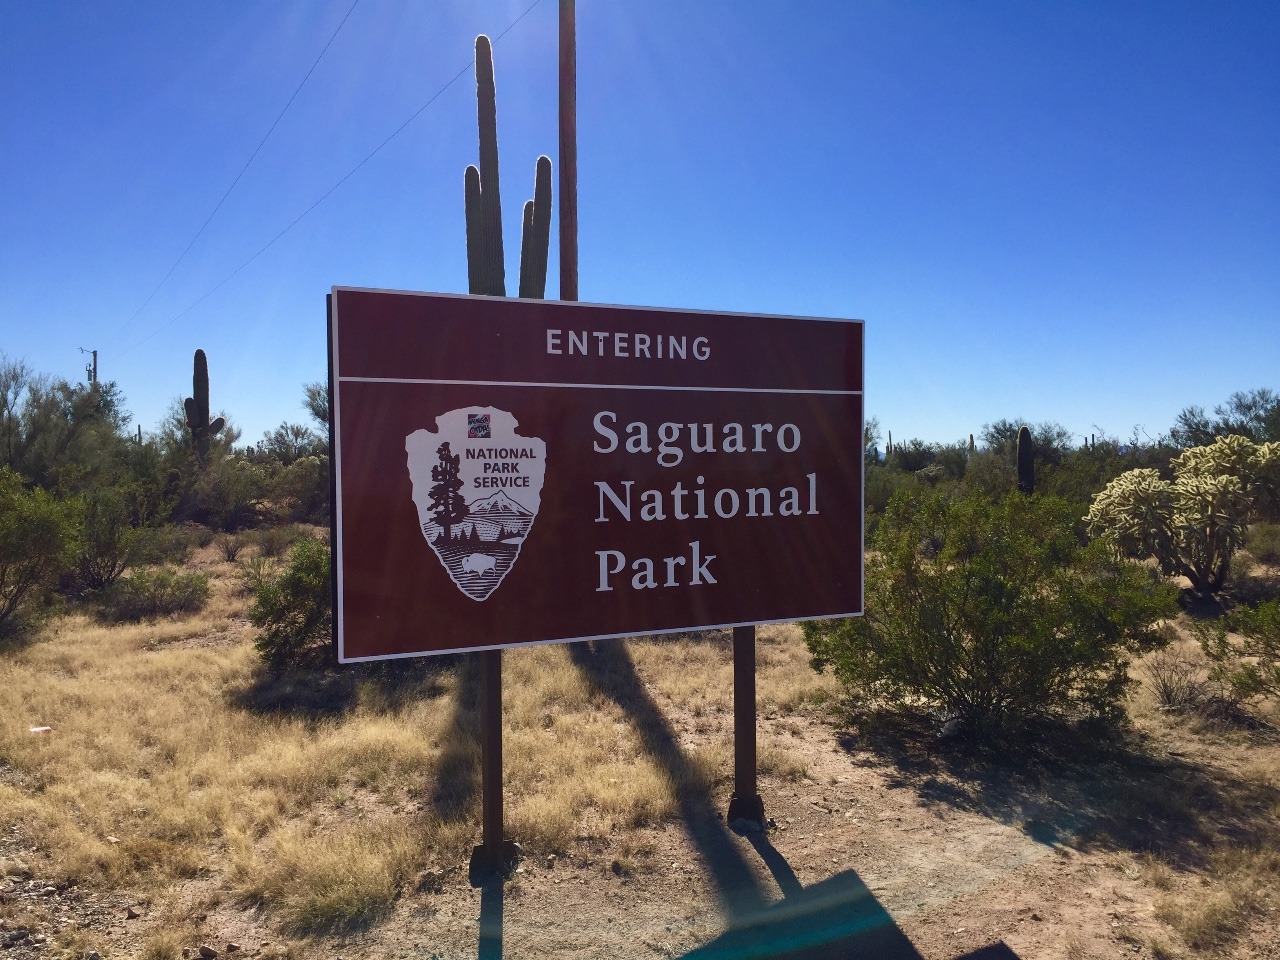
[465,35,506,297]
[184,348,225,462]
[464,166,485,296]
[518,156,553,298]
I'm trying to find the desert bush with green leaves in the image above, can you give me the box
[1195,599,1280,704]
[95,567,211,623]
[236,553,280,597]
[0,466,77,635]
[264,453,330,524]
[250,536,332,669]
[130,524,194,567]
[805,490,1178,732]
[188,454,264,532]
[255,523,307,560]
[215,531,246,562]
[73,486,141,594]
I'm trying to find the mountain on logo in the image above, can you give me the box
[470,490,534,520]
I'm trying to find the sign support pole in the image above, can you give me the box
[727,625,765,828]
[480,647,506,869]
[471,646,517,876]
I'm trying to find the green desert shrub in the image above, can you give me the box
[132,522,225,567]
[188,456,264,532]
[961,449,1017,500]
[215,532,246,562]
[864,464,920,537]
[131,524,194,567]
[255,524,306,560]
[886,438,935,474]
[250,537,332,670]
[804,490,1178,732]
[74,487,142,593]
[269,454,329,524]
[235,554,279,597]
[96,567,210,622]
[0,467,77,635]
[1038,440,1130,508]
[1194,600,1280,704]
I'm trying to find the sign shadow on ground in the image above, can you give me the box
[565,638,1022,960]
[478,880,503,960]
[459,637,1024,958]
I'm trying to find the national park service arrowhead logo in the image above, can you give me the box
[406,407,546,602]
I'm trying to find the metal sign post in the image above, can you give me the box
[728,625,765,828]
[479,647,509,873]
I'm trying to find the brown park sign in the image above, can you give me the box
[329,288,863,661]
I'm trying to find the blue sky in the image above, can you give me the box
[2,1,1277,448]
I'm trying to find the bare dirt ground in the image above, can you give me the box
[3,621,1278,960]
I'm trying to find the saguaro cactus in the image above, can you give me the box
[1016,425,1035,495]
[464,35,553,299]
[184,349,225,462]
[518,156,553,298]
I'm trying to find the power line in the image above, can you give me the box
[106,0,362,349]
[119,0,546,359]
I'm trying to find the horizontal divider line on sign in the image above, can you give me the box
[337,376,861,396]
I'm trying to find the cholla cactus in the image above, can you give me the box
[1176,433,1279,495]
[1086,435,1278,597]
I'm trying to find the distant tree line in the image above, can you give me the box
[863,388,1280,534]
[0,350,330,638]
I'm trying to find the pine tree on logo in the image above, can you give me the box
[428,442,468,543]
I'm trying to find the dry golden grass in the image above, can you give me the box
[1127,622,1280,954]
[0,553,836,937]
[235,818,425,934]
[1155,843,1280,951]
[12,545,1273,952]
[137,929,186,960]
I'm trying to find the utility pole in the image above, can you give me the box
[79,348,98,385]
[559,0,578,302]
